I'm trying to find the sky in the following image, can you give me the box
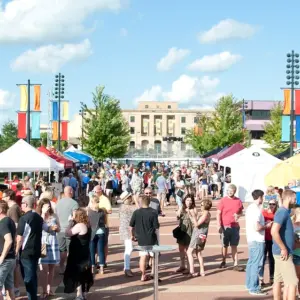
[0,0,299,129]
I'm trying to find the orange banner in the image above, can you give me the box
[52,121,58,141]
[296,90,300,115]
[283,89,291,115]
[34,85,41,111]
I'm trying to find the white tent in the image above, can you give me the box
[0,139,64,172]
[219,145,281,202]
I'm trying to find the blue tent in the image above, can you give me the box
[64,151,91,164]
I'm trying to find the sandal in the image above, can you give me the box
[141,275,152,282]
[219,261,226,269]
[124,270,134,277]
[187,272,199,278]
[233,265,244,272]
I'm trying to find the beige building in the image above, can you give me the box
[68,101,213,155]
[119,101,213,155]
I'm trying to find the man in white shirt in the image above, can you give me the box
[245,189,270,296]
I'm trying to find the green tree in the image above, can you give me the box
[30,132,48,148]
[81,85,130,161]
[0,121,18,152]
[263,103,288,155]
[185,95,246,155]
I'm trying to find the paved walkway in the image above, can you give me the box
[17,200,273,299]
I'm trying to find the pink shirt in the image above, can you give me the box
[217,196,243,227]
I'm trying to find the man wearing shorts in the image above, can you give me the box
[217,184,244,271]
[271,190,298,300]
[130,196,159,282]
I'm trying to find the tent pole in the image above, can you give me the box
[49,169,51,183]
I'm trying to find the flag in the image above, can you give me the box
[281,116,290,142]
[52,121,58,140]
[61,121,68,141]
[17,112,27,139]
[33,85,41,111]
[20,85,28,111]
[31,112,40,139]
[62,101,69,120]
[52,101,58,121]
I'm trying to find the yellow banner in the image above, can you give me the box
[20,85,28,111]
[62,102,69,120]
[33,85,41,111]
[283,89,291,115]
[155,119,161,135]
[143,119,149,134]
[52,121,58,140]
[168,119,174,134]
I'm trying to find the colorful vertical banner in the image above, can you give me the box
[61,121,68,141]
[20,85,28,111]
[62,102,69,120]
[295,90,300,115]
[52,121,58,140]
[281,115,290,142]
[283,89,291,115]
[31,112,40,139]
[52,102,58,120]
[143,119,149,134]
[33,85,41,111]
[17,112,27,139]
[296,116,300,142]
[155,119,161,135]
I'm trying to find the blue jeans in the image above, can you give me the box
[90,233,106,266]
[246,241,265,292]
[20,257,38,300]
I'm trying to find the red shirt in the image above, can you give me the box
[217,196,243,227]
[15,191,23,207]
[262,210,275,241]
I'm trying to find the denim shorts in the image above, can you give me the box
[0,258,16,290]
[221,226,240,247]
[293,255,300,266]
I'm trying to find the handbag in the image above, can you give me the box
[41,233,50,258]
[173,226,184,239]
[176,189,184,198]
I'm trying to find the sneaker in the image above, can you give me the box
[249,290,268,296]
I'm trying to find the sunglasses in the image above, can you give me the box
[269,203,276,206]
[145,193,151,195]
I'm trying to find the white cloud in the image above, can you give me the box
[11,39,93,73]
[0,89,15,108]
[157,47,190,71]
[188,51,242,72]
[134,75,221,106]
[198,19,256,44]
[120,28,128,37]
[0,0,127,43]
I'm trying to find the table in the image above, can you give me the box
[133,245,176,300]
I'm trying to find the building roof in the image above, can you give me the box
[245,100,281,110]
[245,120,271,131]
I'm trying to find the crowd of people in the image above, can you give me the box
[1,161,300,299]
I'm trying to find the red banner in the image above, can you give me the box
[17,112,27,139]
[61,121,68,141]
[295,90,300,115]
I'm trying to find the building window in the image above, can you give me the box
[250,110,271,120]
[130,127,135,134]
[194,117,199,123]
[181,142,186,151]
[130,116,135,122]
[168,105,171,109]
[181,116,186,123]
[145,105,149,109]
[181,128,186,135]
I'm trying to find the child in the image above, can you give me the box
[186,198,212,277]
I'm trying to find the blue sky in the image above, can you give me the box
[0,0,299,128]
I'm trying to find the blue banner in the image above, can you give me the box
[31,112,40,139]
[281,116,290,142]
[296,116,300,142]
[52,101,58,121]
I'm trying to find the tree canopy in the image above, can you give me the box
[263,103,288,155]
[0,121,18,152]
[81,85,130,160]
[185,95,246,155]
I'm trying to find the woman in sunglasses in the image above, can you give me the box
[259,200,277,286]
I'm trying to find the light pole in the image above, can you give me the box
[54,73,65,151]
[242,99,248,129]
[286,51,300,157]
[79,108,85,151]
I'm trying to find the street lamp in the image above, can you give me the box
[242,99,248,129]
[54,73,65,151]
[79,106,85,151]
[286,51,300,157]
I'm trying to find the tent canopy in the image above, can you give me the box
[64,151,91,164]
[0,140,64,172]
[220,145,280,202]
[209,143,245,162]
[202,147,225,158]
[63,153,80,165]
[66,146,94,161]
[38,146,73,169]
